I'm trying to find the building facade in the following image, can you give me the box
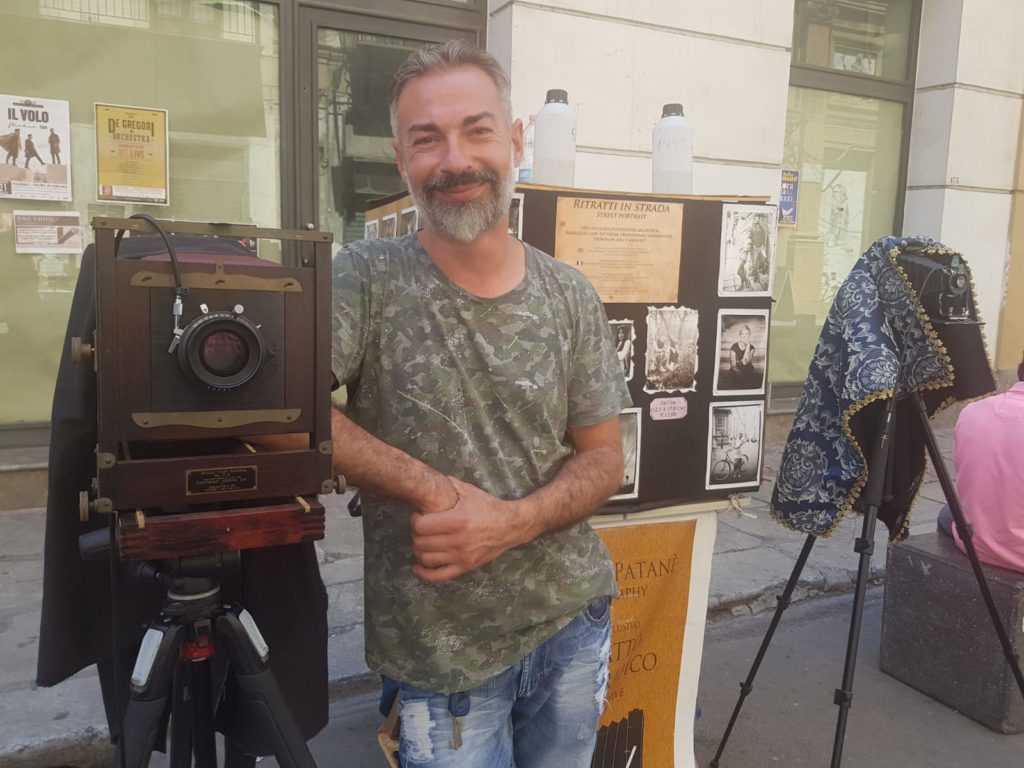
[0,0,1020,443]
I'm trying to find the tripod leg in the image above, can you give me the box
[910,392,1024,701]
[710,534,817,768]
[215,607,317,768]
[119,622,185,768]
[190,658,218,768]
[829,503,879,768]
[169,662,193,768]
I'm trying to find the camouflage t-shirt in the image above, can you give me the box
[331,233,632,693]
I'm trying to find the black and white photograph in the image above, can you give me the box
[644,306,699,394]
[609,319,636,382]
[713,309,769,395]
[400,205,418,235]
[507,192,524,238]
[706,401,763,490]
[719,203,776,297]
[380,213,397,239]
[610,407,642,501]
[364,218,379,239]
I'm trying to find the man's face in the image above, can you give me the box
[392,66,522,243]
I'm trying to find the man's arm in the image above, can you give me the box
[247,407,458,514]
[410,415,623,582]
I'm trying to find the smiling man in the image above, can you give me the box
[327,41,632,767]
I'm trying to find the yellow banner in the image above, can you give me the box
[95,103,169,204]
[594,520,696,768]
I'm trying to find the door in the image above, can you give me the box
[297,8,476,248]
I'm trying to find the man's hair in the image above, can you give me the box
[388,40,512,139]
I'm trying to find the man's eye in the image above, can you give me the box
[413,136,438,146]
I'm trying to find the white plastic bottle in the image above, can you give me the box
[519,114,536,182]
[652,103,693,194]
[533,90,576,187]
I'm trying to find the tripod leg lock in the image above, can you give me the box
[739,681,753,696]
[833,688,852,707]
[776,594,791,611]
[854,537,874,555]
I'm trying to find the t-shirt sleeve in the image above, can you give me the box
[567,279,634,428]
[331,244,374,386]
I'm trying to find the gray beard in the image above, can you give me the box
[409,170,515,243]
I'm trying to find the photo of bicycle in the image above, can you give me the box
[705,400,763,490]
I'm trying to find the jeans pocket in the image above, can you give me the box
[583,595,611,626]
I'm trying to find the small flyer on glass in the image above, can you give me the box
[95,103,169,205]
[13,210,83,254]
[0,94,72,202]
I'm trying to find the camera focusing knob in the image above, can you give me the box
[71,336,94,363]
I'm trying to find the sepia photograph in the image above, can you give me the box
[400,205,418,236]
[610,407,642,501]
[713,309,769,396]
[706,401,764,490]
[364,218,379,239]
[609,319,636,382]
[644,306,699,394]
[508,192,524,238]
[380,213,397,239]
[719,204,777,297]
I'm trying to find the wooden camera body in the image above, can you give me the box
[79,218,335,559]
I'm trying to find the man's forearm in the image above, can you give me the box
[509,444,623,547]
[329,407,456,512]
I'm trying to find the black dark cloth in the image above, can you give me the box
[36,236,329,752]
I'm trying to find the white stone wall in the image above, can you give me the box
[904,0,1024,359]
[488,0,794,199]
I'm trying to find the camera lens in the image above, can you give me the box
[177,310,265,391]
[200,331,248,376]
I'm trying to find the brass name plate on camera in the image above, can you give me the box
[133,409,301,429]
[130,261,303,292]
[186,465,258,496]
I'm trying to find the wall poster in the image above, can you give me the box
[13,210,82,254]
[0,94,71,202]
[553,196,684,304]
[95,103,169,205]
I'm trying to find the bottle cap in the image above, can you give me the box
[545,89,569,104]
[661,103,685,117]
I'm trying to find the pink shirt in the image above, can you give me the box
[952,382,1024,572]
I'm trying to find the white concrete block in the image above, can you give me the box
[937,188,1012,354]
[957,0,1024,94]
[906,88,954,188]
[498,0,795,48]
[507,6,790,164]
[902,188,946,241]
[947,88,1021,192]
[916,0,964,88]
[693,163,781,201]
[574,150,650,193]
[487,4,514,79]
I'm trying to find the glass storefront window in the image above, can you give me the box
[316,29,432,246]
[793,0,914,81]
[770,86,905,393]
[0,2,281,426]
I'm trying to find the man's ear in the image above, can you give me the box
[510,118,524,168]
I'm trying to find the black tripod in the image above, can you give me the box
[710,390,1024,767]
[84,539,319,768]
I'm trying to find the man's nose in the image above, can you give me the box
[439,137,473,174]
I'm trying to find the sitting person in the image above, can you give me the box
[937,353,1024,572]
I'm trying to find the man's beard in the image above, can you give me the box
[408,167,515,243]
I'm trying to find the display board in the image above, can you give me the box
[365,184,775,513]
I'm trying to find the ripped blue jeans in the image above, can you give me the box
[386,596,612,768]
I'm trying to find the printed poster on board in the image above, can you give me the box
[13,210,82,254]
[95,103,169,205]
[592,520,696,768]
[0,94,71,202]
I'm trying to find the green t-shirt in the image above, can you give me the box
[331,233,632,692]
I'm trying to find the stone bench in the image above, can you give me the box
[880,531,1024,733]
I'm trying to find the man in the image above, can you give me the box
[2,127,20,164]
[330,41,630,766]
[24,132,45,169]
[48,128,61,164]
[939,354,1024,572]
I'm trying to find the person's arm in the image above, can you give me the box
[409,415,623,582]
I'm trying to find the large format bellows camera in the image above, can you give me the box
[75,217,336,560]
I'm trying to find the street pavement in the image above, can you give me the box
[4,424,1022,766]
